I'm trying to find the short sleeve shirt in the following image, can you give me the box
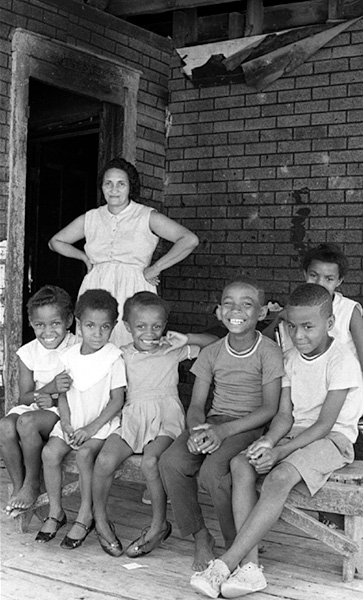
[191,332,284,418]
[282,339,363,442]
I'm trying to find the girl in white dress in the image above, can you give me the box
[92,292,216,558]
[48,157,199,347]
[35,289,126,549]
[0,286,75,515]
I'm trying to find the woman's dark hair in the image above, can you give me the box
[98,157,140,201]
[75,289,118,322]
[123,291,170,323]
[302,243,348,279]
[27,285,73,321]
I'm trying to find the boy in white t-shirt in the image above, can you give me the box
[191,283,363,599]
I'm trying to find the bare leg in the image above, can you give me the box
[221,463,302,573]
[230,453,259,566]
[38,437,70,534]
[0,414,24,508]
[92,434,133,543]
[140,436,173,542]
[193,527,216,572]
[65,438,104,540]
[11,410,59,510]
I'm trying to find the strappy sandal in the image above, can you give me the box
[35,513,67,543]
[60,519,95,549]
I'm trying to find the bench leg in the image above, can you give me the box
[343,515,363,582]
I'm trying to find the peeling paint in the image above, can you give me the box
[247,209,260,224]
[165,107,172,139]
[321,153,330,164]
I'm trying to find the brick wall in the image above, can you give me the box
[164,19,363,332]
[0,0,172,238]
[0,0,172,400]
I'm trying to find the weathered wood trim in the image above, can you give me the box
[173,9,198,47]
[108,0,234,17]
[5,30,140,411]
[244,0,264,37]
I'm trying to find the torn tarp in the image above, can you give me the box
[176,16,362,90]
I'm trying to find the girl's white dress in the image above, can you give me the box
[78,202,159,347]
[50,342,126,443]
[9,332,76,416]
[117,343,200,453]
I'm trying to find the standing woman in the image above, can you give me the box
[49,157,199,347]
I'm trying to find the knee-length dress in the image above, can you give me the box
[50,342,126,444]
[78,202,159,347]
[118,343,200,453]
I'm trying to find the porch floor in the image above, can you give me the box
[1,465,363,600]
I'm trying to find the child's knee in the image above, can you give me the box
[230,453,255,482]
[17,412,36,436]
[141,454,158,477]
[261,463,295,497]
[94,449,117,476]
[76,445,94,467]
[41,441,62,466]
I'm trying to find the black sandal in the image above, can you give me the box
[60,519,95,549]
[35,513,67,543]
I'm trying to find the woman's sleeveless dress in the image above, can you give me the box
[78,202,159,347]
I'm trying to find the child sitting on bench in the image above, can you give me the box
[191,283,363,599]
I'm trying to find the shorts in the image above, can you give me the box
[279,430,354,496]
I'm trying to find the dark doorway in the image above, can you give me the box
[24,80,101,340]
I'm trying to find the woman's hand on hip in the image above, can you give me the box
[143,265,160,286]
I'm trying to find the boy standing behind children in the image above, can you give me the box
[190,283,363,599]
[160,277,284,572]
[266,243,363,370]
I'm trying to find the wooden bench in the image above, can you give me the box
[9,455,363,583]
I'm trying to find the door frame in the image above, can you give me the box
[5,29,141,411]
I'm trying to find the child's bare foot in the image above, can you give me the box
[8,484,40,512]
[192,528,215,571]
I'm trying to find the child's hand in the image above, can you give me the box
[72,426,92,446]
[34,392,54,409]
[162,331,188,353]
[189,424,222,454]
[250,447,279,474]
[246,436,273,461]
[53,370,73,393]
[61,422,74,445]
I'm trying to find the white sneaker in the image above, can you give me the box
[190,559,230,598]
[221,562,267,598]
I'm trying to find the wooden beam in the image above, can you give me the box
[108,0,234,17]
[173,8,198,46]
[244,0,264,37]
[264,0,328,32]
[228,11,244,40]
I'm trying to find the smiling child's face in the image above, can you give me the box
[216,283,266,336]
[124,305,167,353]
[286,304,334,357]
[30,304,72,350]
